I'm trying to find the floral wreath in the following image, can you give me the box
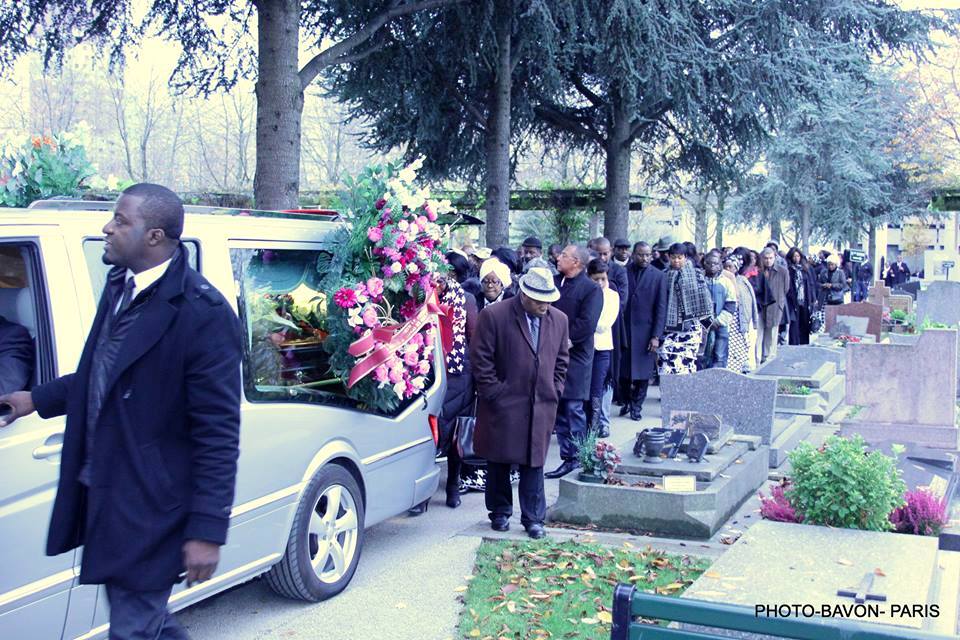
[321,159,453,413]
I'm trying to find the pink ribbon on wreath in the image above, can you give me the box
[345,292,444,388]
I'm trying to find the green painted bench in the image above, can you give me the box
[611,584,952,640]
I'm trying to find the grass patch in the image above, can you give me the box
[457,538,711,639]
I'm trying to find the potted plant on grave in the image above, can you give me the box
[575,433,621,483]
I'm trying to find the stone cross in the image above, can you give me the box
[868,282,892,307]
[837,572,887,604]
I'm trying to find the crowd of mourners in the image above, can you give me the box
[429,233,905,537]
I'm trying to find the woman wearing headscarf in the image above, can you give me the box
[477,258,514,311]
[818,253,848,306]
[785,247,818,345]
[658,243,715,375]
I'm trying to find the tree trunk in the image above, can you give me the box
[253,0,303,210]
[868,221,877,279]
[589,211,602,239]
[770,216,782,246]
[714,189,725,250]
[483,0,512,248]
[693,190,708,250]
[800,203,811,253]
[603,89,631,242]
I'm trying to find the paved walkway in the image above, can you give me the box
[179,388,838,639]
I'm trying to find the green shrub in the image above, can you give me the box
[787,435,905,531]
[0,132,96,207]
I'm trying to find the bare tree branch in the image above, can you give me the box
[298,0,468,91]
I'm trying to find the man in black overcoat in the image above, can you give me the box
[0,315,33,394]
[619,242,667,421]
[0,183,241,639]
[545,245,603,479]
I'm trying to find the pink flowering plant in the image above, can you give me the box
[321,159,453,413]
[889,489,949,536]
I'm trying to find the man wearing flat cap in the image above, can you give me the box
[471,268,570,539]
[612,239,631,267]
[520,236,543,269]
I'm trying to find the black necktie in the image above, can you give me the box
[116,278,135,317]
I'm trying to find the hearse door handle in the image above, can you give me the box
[33,432,64,460]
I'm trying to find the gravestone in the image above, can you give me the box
[660,368,809,467]
[841,328,959,449]
[668,410,733,453]
[916,280,960,328]
[830,315,870,338]
[886,294,913,316]
[867,281,891,307]
[887,331,960,397]
[825,302,883,341]
[753,349,846,422]
[893,280,921,300]
[682,521,957,636]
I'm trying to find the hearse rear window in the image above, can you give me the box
[230,247,360,410]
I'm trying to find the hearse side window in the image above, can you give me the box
[0,242,56,389]
[82,239,200,301]
[230,247,365,410]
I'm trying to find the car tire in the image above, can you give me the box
[265,464,365,601]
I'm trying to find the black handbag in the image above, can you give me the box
[455,415,486,467]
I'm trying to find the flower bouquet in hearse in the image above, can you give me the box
[241,159,457,414]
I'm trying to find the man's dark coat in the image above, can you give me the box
[0,315,33,394]
[605,261,628,396]
[32,244,242,591]
[552,272,603,401]
[470,296,570,468]
[621,263,667,382]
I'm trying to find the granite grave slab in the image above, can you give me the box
[917,280,960,328]
[887,331,960,396]
[825,301,883,341]
[660,369,809,468]
[841,328,959,449]
[681,521,956,635]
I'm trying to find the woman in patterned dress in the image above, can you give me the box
[433,274,477,509]
[723,255,757,373]
[658,243,715,375]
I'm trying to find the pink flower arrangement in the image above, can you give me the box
[326,160,451,408]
